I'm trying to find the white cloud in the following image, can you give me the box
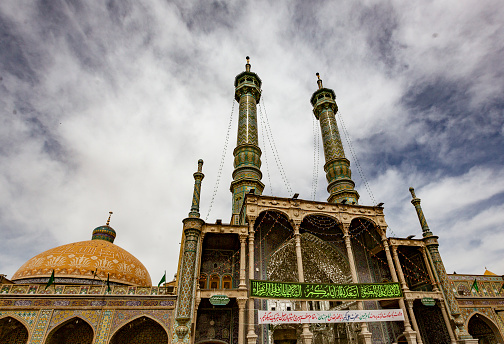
[0,0,503,283]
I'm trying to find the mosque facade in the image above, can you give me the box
[1,59,504,344]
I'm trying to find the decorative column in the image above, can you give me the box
[293,223,313,344]
[239,235,247,289]
[438,299,458,344]
[409,187,475,342]
[381,234,417,344]
[230,57,264,225]
[391,245,409,291]
[247,219,258,344]
[310,73,359,204]
[238,298,247,344]
[420,247,438,292]
[173,161,205,344]
[404,299,421,344]
[342,225,371,344]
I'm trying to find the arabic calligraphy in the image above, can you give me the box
[258,310,405,324]
[250,280,402,300]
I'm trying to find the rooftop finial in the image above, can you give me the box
[197,159,203,173]
[106,211,113,226]
[316,72,323,89]
[246,56,251,72]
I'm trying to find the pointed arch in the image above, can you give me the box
[300,214,344,240]
[467,312,504,343]
[196,340,229,344]
[45,316,94,344]
[254,209,291,227]
[0,316,29,344]
[0,313,31,331]
[108,315,168,344]
[268,232,351,284]
[300,212,342,226]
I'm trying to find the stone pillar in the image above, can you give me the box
[390,245,409,291]
[293,223,313,344]
[238,298,247,344]
[247,219,258,344]
[405,299,422,344]
[420,247,438,291]
[381,235,417,344]
[239,235,247,289]
[343,225,371,344]
[438,300,458,344]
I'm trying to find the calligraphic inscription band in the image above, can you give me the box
[250,280,402,300]
[258,310,405,324]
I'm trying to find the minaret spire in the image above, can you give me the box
[409,187,433,237]
[310,73,359,204]
[189,159,205,218]
[230,57,264,224]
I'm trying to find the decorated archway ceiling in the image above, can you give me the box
[268,233,351,284]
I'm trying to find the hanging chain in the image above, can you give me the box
[259,104,273,195]
[337,110,397,237]
[311,115,320,201]
[337,110,376,204]
[258,95,292,195]
[205,98,235,221]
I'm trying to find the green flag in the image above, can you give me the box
[471,279,479,292]
[45,270,55,290]
[158,272,166,287]
[106,273,111,293]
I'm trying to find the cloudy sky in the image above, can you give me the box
[1,0,503,283]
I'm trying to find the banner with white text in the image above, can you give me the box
[258,310,405,324]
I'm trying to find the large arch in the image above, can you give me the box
[45,317,94,344]
[467,313,504,344]
[109,315,168,344]
[0,316,29,344]
[268,232,351,284]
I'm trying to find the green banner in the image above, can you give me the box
[250,280,402,300]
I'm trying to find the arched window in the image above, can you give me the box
[109,316,168,344]
[199,274,207,289]
[45,317,93,344]
[222,275,232,289]
[0,316,28,344]
[210,274,220,289]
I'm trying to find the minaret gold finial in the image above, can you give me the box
[316,73,323,89]
[106,211,113,226]
[246,56,251,72]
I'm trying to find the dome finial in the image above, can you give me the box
[246,56,251,72]
[316,72,323,89]
[106,211,113,226]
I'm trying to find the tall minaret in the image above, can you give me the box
[230,57,264,225]
[310,73,359,204]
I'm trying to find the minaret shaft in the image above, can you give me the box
[230,59,264,225]
[319,109,345,161]
[237,94,259,146]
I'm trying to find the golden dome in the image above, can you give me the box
[12,239,152,287]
